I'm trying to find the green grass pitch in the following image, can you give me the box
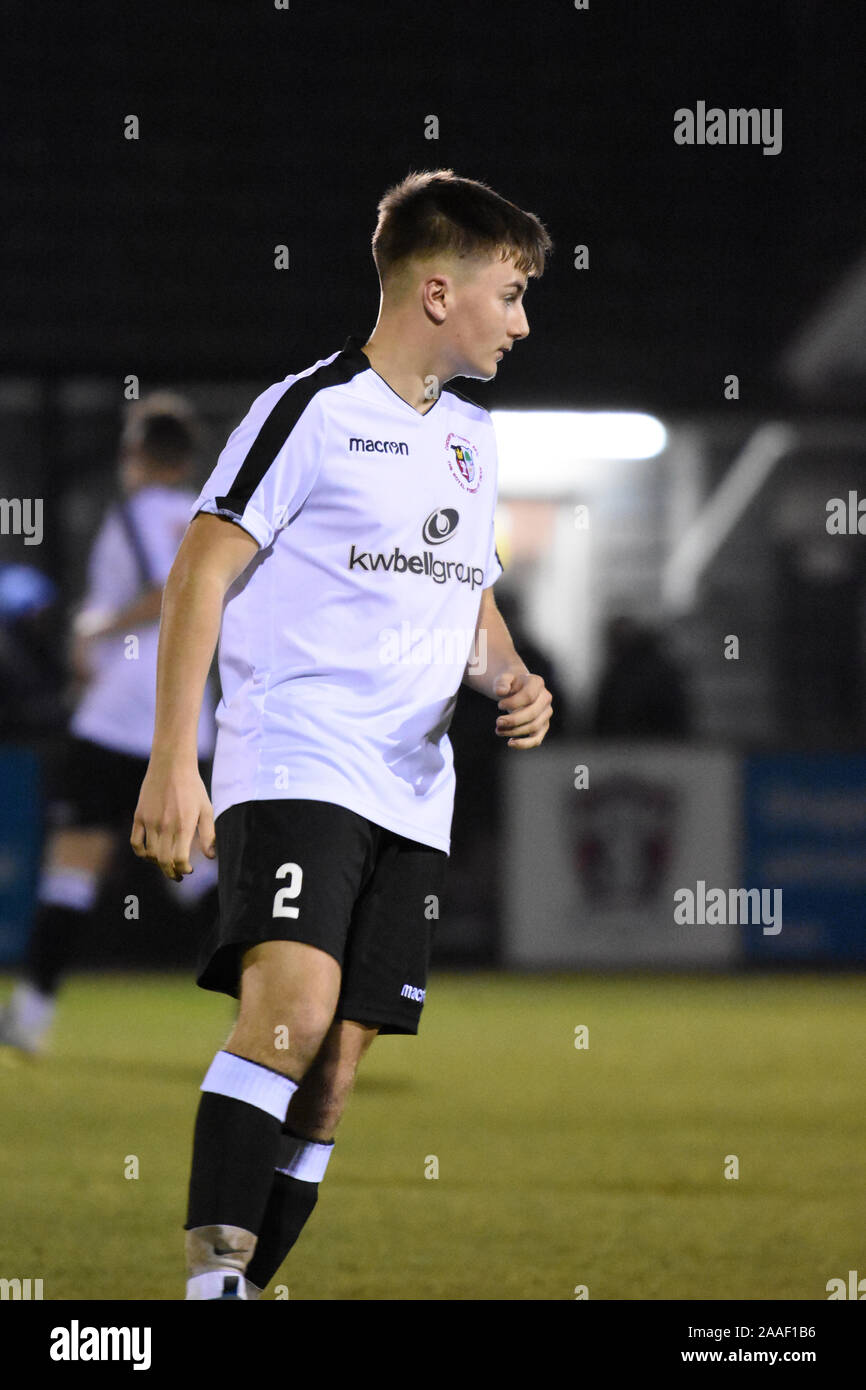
[1,970,864,1300]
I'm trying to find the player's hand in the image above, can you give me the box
[493,671,552,749]
[130,761,217,882]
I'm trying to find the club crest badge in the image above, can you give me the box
[446,433,482,493]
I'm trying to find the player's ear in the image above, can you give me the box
[422,274,449,324]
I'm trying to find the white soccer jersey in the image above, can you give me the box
[71,484,217,760]
[190,335,504,852]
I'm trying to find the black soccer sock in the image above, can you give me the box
[185,1052,300,1237]
[25,902,89,996]
[244,1125,335,1292]
[244,1172,320,1291]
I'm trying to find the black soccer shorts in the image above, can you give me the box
[196,798,448,1035]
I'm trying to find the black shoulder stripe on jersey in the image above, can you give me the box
[213,337,370,518]
[494,544,504,574]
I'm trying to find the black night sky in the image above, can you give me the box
[5,1,864,415]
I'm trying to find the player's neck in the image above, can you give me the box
[360,335,443,416]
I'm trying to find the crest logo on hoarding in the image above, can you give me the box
[574,777,675,908]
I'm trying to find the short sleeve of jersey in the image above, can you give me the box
[190,382,325,550]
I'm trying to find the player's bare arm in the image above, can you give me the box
[462,584,553,749]
[130,512,259,880]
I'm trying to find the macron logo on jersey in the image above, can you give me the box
[349,437,409,455]
[400,983,426,1003]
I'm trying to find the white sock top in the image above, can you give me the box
[200,1050,298,1122]
[276,1134,334,1184]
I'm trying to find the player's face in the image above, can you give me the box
[448,256,530,381]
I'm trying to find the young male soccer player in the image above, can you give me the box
[130,169,554,1299]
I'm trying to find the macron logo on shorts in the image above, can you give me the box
[400,983,426,1003]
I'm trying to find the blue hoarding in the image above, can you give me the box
[743,754,866,962]
[0,747,41,965]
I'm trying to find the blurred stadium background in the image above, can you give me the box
[1,1,865,1300]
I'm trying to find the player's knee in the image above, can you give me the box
[283,1017,335,1074]
[275,997,334,1054]
[231,1000,334,1077]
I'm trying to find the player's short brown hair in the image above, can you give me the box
[371,170,552,291]
[121,392,200,468]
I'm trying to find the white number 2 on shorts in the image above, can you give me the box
[272,861,303,919]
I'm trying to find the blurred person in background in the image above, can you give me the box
[0,393,219,1052]
[591,613,691,738]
